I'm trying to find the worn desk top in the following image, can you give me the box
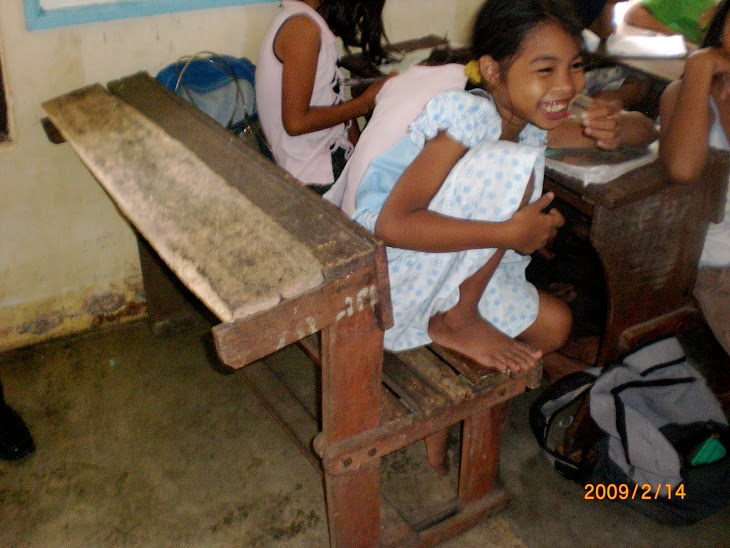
[545,147,728,223]
[42,73,383,325]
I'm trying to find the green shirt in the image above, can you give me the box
[640,0,718,44]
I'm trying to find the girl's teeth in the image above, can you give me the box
[543,103,566,113]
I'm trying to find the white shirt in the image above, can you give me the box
[255,1,350,185]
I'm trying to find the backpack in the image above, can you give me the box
[530,337,730,524]
[156,52,272,158]
[528,367,603,483]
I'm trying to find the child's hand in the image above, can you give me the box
[580,98,625,150]
[359,72,398,110]
[507,193,564,255]
[687,47,730,89]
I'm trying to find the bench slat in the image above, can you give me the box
[43,84,324,323]
[394,347,472,403]
[382,352,449,416]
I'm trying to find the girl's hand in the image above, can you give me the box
[507,193,564,255]
[687,46,730,83]
[580,98,624,150]
[358,72,398,111]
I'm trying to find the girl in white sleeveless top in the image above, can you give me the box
[255,0,389,192]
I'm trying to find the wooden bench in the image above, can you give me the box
[43,72,541,547]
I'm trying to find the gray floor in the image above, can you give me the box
[1,318,729,547]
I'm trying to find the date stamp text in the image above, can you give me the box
[584,483,686,501]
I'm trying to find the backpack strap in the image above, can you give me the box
[610,376,696,473]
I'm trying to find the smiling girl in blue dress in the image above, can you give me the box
[354,0,587,381]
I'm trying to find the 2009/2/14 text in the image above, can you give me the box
[584,483,686,500]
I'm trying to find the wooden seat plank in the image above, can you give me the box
[382,352,449,416]
[43,84,324,323]
[394,347,472,403]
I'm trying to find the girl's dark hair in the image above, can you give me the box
[701,0,730,48]
[318,0,387,62]
[470,0,583,67]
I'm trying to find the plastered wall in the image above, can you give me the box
[0,0,482,352]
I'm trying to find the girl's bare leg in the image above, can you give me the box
[428,172,544,372]
[518,289,579,382]
[424,176,543,473]
[424,257,544,474]
[427,254,543,372]
[423,428,450,476]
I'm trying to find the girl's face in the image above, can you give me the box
[487,21,585,139]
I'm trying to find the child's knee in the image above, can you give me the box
[543,296,572,352]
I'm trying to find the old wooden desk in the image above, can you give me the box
[339,34,449,78]
[43,72,392,546]
[43,72,540,546]
[544,151,728,365]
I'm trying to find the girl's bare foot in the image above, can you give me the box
[428,310,542,373]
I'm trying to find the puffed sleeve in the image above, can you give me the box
[408,90,502,148]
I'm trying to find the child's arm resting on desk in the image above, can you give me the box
[277,15,388,136]
[374,132,563,255]
[547,99,658,150]
[659,47,730,181]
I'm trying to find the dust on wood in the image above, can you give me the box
[43,84,324,323]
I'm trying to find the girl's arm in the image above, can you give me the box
[547,100,658,149]
[659,48,730,181]
[374,132,563,255]
[623,3,679,37]
[275,15,385,136]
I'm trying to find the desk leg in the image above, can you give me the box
[136,235,211,334]
[458,402,508,508]
[589,189,707,366]
[320,305,383,547]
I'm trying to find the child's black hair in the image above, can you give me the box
[318,0,387,62]
[702,0,730,48]
[470,0,583,69]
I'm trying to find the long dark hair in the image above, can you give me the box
[702,0,730,48]
[470,0,583,70]
[318,0,387,62]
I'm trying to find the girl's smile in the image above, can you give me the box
[485,20,585,139]
[541,99,572,120]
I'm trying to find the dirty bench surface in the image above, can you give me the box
[44,84,324,323]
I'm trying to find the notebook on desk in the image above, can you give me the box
[545,143,658,185]
[605,32,687,58]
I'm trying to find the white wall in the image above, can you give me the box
[0,0,482,352]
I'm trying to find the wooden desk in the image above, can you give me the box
[339,34,451,78]
[545,150,729,365]
[43,73,391,546]
[43,72,539,547]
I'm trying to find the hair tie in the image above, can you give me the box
[465,60,481,85]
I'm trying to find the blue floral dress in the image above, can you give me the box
[353,90,547,351]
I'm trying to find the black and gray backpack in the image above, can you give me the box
[530,337,730,524]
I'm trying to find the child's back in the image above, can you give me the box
[255,0,388,191]
[255,1,348,186]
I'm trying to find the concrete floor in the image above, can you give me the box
[1,318,729,547]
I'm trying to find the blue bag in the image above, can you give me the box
[156,52,257,136]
